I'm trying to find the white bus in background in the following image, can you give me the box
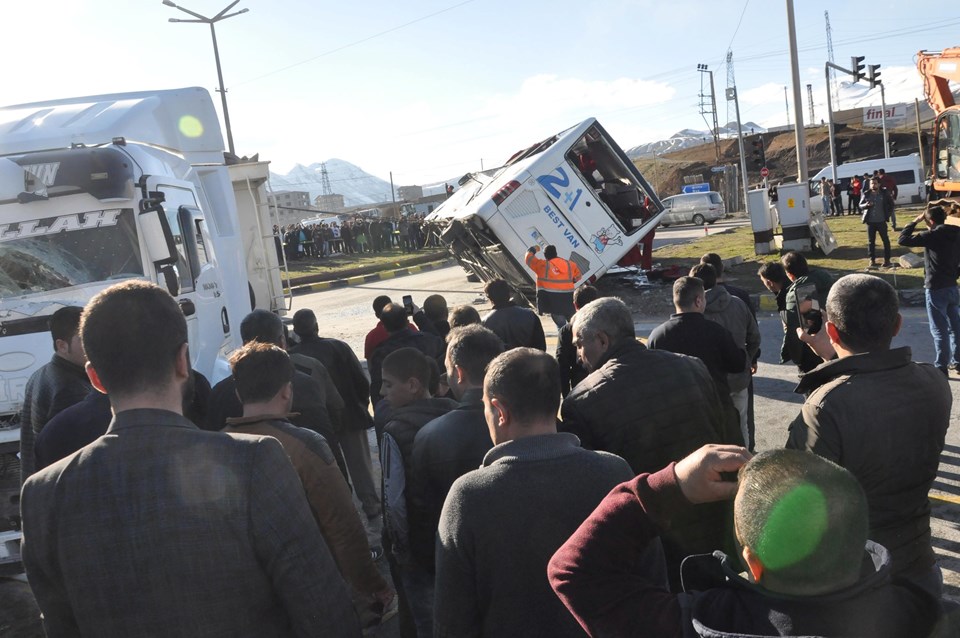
[809,154,925,208]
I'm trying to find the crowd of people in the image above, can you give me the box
[12,237,959,636]
[274,214,440,263]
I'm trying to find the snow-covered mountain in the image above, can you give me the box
[269,159,394,208]
[625,121,766,159]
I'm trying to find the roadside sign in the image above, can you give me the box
[760,167,769,178]
[681,183,710,194]
[711,166,725,173]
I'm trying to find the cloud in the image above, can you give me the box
[739,83,788,106]
[477,74,676,122]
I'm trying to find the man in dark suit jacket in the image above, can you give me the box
[20,281,359,638]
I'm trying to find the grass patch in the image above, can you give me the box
[653,206,928,294]
[282,247,447,281]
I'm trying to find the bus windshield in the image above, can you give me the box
[0,208,143,303]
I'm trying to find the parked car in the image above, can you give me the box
[659,191,725,226]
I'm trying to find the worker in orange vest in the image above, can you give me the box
[525,244,582,329]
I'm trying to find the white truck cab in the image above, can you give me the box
[426,118,664,301]
[0,88,287,456]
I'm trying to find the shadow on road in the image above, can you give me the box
[751,376,802,400]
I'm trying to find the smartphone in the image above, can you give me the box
[795,283,823,335]
[402,294,414,316]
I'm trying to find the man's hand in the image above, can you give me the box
[795,310,835,361]
[674,444,752,504]
[912,212,926,225]
[528,245,540,254]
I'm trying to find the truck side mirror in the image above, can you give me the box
[139,202,178,267]
[159,265,180,297]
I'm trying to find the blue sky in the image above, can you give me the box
[3,1,958,187]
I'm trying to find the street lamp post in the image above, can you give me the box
[162,0,248,156]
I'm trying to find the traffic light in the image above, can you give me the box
[751,136,766,168]
[836,139,850,165]
[867,64,882,89]
[851,56,865,83]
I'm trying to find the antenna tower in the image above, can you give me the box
[697,64,721,162]
[320,161,332,197]
[825,11,839,110]
[726,49,736,129]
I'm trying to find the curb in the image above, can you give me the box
[752,289,925,312]
[288,260,455,296]
[756,293,778,312]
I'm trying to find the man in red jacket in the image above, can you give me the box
[549,446,944,638]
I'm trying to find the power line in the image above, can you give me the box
[726,0,751,52]
[234,0,476,87]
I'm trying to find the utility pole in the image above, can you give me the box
[698,64,721,163]
[824,60,850,183]
[880,82,890,159]
[786,0,808,181]
[163,0,248,157]
[727,86,750,214]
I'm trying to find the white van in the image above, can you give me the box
[426,118,664,302]
[659,191,725,226]
[809,155,924,208]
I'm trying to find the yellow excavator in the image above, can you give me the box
[917,48,960,222]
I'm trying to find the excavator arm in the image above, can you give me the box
[917,48,960,115]
[917,48,960,221]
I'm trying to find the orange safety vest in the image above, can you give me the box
[525,253,581,292]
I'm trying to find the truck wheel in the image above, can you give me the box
[693,214,705,226]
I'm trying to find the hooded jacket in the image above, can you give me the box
[703,287,761,393]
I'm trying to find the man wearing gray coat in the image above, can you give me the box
[692,263,760,446]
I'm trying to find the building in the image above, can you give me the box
[268,190,321,227]
[398,185,424,201]
[269,190,312,211]
[315,193,346,213]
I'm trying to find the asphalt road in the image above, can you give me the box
[3,227,959,636]
[290,261,960,603]
[651,217,750,249]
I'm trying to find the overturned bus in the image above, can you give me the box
[426,118,664,304]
